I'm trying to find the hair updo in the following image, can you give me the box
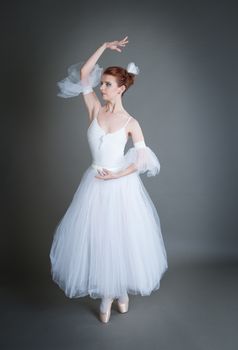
[102,66,136,96]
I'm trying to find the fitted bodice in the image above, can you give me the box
[87,114,132,172]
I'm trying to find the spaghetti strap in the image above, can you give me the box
[123,116,132,128]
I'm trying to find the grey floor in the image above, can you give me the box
[1,260,237,350]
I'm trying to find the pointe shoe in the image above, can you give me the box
[117,298,129,313]
[99,299,113,323]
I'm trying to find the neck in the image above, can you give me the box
[105,99,125,114]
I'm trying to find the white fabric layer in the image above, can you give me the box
[50,166,168,299]
[49,113,168,300]
[87,115,129,170]
[87,115,160,177]
[57,61,103,98]
[123,142,161,177]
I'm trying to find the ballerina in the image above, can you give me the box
[50,36,168,323]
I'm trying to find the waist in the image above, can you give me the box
[91,162,124,172]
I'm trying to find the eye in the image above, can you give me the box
[100,82,111,87]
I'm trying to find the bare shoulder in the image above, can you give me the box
[127,116,142,134]
[126,116,145,143]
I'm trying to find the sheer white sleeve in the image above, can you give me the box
[123,140,161,177]
[57,61,103,98]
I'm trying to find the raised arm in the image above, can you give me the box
[80,43,107,78]
[57,37,129,121]
[80,37,129,122]
[80,42,107,121]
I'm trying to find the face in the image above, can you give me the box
[100,74,125,100]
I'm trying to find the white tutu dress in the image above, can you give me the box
[49,61,168,300]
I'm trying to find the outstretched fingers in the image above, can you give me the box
[119,36,129,46]
[116,37,129,51]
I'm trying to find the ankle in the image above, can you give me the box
[100,297,113,313]
[118,294,129,304]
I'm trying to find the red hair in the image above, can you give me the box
[103,66,136,96]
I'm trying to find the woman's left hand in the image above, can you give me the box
[95,168,119,180]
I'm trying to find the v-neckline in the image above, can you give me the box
[95,115,128,136]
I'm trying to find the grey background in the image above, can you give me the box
[1,0,238,349]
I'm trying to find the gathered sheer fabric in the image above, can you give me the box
[57,61,103,98]
[50,162,168,300]
[123,140,161,177]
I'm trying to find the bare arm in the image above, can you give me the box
[80,43,107,121]
[80,42,107,78]
[115,163,138,178]
[80,37,129,122]
[80,36,129,76]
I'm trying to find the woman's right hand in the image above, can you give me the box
[105,36,129,52]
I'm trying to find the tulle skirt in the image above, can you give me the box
[49,165,168,300]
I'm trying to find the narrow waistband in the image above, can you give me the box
[91,163,124,172]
